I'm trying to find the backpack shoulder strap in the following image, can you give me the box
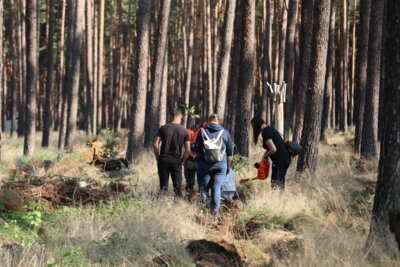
[201,129,210,141]
[216,130,224,140]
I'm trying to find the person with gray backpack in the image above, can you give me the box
[193,114,233,217]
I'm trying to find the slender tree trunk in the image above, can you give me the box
[215,0,236,122]
[0,0,3,160]
[227,0,243,137]
[97,0,105,129]
[320,0,336,143]
[65,0,85,147]
[182,1,194,127]
[144,0,171,147]
[261,0,272,124]
[354,0,371,153]
[42,0,56,147]
[339,0,349,131]
[55,0,66,132]
[205,0,213,117]
[277,0,288,84]
[92,0,98,136]
[297,0,331,173]
[367,1,400,254]
[9,0,18,138]
[24,0,38,155]
[292,0,314,142]
[17,1,27,137]
[284,0,298,137]
[234,0,256,157]
[160,48,168,126]
[126,0,151,163]
[85,0,94,137]
[360,0,384,159]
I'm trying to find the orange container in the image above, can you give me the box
[255,160,270,180]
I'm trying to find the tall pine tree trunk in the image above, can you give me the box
[65,0,85,147]
[354,0,370,153]
[284,0,298,137]
[144,0,171,147]
[215,0,236,121]
[0,0,3,160]
[367,1,400,254]
[226,0,243,137]
[85,0,94,137]
[42,0,55,147]
[320,0,336,143]
[339,0,349,132]
[24,0,38,155]
[296,0,331,173]
[292,0,314,143]
[97,0,105,129]
[126,0,151,163]
[9,0,18,138]
[234,0,256,157]
[182,0,194,127]
[261,0,272,123]
[360,0,384,159]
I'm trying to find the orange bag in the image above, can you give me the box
[255,160,270,180]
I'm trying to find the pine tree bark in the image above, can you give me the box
[277,0,288,84]
[234,0,256,157]
[296,0,331,173]
[367,1,400,254]
[24,0,38,156]
[65,0,85,147]
[354,0,370,153]
[126,0,151,163]
[320,0,336,143]
[0,0,3,160]
[215,0,236,121]
[292,0,314,143]
[284,0,298,137]
[85,0,94,137]
[144,0,171,147]
[227,0,243,137]
[360,0,384,159]
[42,0,55,147]
[9,0,18,138]
[261,0,272,123]
[182,0,194,127]
[17,0,26,137]
[205,0,213,117]
[97,0,105,129]
[339,0,349,132]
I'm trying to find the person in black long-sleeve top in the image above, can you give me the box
[251,116,291,189]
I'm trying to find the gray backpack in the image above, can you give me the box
[201,129,225,162]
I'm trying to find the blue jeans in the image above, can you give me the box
[197,160,227,214]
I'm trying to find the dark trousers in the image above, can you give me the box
[157,161,183,196]
[184,157,196,190]
[271,160,290,189]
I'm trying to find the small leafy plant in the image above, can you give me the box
[100,128,119,158]
[180,103,201,120]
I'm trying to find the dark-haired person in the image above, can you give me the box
[193,114,233,217]
[185,122,208,194]
[250,116,291,189]
[154,109,191,197]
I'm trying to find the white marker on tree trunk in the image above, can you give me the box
[267,81,286,136]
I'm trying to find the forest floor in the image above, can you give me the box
[0,129,399,267]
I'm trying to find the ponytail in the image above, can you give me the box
[250,116,265,145]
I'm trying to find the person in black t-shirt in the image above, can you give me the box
[153,108,191,196]
[250,116,291,189]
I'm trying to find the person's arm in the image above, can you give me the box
[227,156,232,175]
[226,131,233,174]
[153,137,161,162]
[263,139,277,161]
[181,141,191,163]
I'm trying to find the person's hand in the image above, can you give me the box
[226,168,230,175]
[262,152,268,162]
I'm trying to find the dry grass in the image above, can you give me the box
[0,129,398,266]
